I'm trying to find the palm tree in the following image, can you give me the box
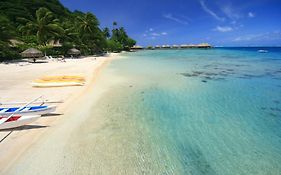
[61,20,79,43]
[75,13,107,53]
[103,27,110,38]
[0,15,15,42]
[113,21,117,27]
[18,7,64,45]
[76,13,99,37]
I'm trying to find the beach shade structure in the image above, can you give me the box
[67,48,81,57]
[21,48,43,62]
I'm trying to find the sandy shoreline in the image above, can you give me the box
[0,53,118,174]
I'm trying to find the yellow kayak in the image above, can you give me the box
[32,75,85,87]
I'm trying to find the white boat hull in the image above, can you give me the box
[0,106,56,116]
[0,115,41,130]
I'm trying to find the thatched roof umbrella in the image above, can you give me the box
[21,48,43,58]
[67,48,81,56]
[21,48,43,62]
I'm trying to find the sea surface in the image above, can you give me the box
[76,47,281,175]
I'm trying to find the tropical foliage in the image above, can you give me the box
[0,0,136,61]
[0,15,19,61]
[18,7,64,45]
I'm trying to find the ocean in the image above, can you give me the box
[74,47,281,174]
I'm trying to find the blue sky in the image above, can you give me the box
[60,0,281,46]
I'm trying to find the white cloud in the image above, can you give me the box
[214,26,233,32]
[163,14,188,25]
[221,5,242,20]
[234,35,258,41]
[248,12,255,18]
[143,30,168,39]
[234,31,281,41]
[151,32,160,36]
[199,0,224,21]
[150,32,168,36]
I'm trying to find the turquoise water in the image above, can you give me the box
[75,48,281,174]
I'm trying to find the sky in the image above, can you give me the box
[60,0,281,46]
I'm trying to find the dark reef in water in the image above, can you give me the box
[270,107,281,112]
[261,105,281,119]
[176,143,216,175]
[179,61,281,83]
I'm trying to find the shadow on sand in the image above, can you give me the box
[42,113,63,117]
[0,125,48,132]
[1,59,48,65]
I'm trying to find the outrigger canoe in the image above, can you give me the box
[0,115,41,130]
[0,105,56,116]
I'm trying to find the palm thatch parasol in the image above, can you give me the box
[21,48,43,58]
[67,48,81,55]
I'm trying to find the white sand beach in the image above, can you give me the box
[0,54,118,174]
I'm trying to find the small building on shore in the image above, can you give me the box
[131,45,144,50]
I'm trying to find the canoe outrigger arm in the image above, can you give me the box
[0,98,63,106]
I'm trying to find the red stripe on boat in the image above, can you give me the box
[6,116,21,122]
[0,116,21,120]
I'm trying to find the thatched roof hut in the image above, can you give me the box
[67,48,81,55]
[21,48,43,58]
[9,39,24,48]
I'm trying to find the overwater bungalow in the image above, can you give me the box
[178,43,211,48]
[197,43,212,48]
[180,44,190,48]
[161,45,171,49]
[131,45,144,50]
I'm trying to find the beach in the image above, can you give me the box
[0,53,118,174]
[1,48,281,174]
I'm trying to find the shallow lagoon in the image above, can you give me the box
[72,48,281,174]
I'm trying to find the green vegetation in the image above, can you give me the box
[0,0,136,61]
